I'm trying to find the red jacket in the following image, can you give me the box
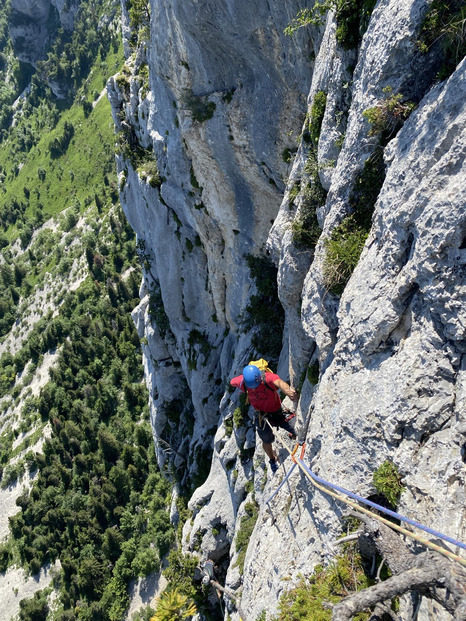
[230,372,281,412]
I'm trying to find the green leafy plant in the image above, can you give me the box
[289,146,326,249]
[150,588,197,621]
[373,460,404,507]
[309,91,327,146]
[137,158,161,188]
[307,361,320,385]
[290,188,322,249]
[273,552,371,620]
[323,150,386,294]
[148,282,170,337]
[363,87,416,141]
[348,154,386,230]
[223,416,234,436]
[184,91,216,123]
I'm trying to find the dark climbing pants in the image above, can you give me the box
[254,409,296,443]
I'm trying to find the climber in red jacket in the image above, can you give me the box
[230,364,298,474]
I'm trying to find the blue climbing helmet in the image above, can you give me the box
[243,364,261,389]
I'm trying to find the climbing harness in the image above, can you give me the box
[264,417,466,568]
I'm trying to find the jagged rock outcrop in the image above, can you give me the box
[110,0,466,618]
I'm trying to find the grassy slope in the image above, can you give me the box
[0,46,123,234]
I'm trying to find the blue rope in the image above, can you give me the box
[265,463,297,505]
[296,457,466,552]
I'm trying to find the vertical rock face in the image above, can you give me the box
[110,0,466,617]
[108,0,315,477]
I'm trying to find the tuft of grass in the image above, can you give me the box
[323,216,369,295]
[235,500,259,574]
[273,552,371,620]
[323,151,385,294]
[363,86,416,143]
[309,91,327,147]
[417,0,466,80]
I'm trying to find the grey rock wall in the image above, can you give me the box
[111,0,466,618]
[9,0,80,67]
[109,0,316,483]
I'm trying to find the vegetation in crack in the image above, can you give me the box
[272,535,373,620]
[285,0,377,50]
[308,91,327,147]
[417,0,466,81]
[363,86,416,146]
[323,141,386,295]
[290,90,327,250]
[240,254,285,366]
[148,281,171,338]
[290,152,326,250]
[372,460,405,508]
[234,499,259,575]
[183,90,216,123]
[323,215,369,295]
[116,122,162,188]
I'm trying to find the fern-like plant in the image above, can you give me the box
[150,589,197,621]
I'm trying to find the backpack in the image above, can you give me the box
[248,358,273,374]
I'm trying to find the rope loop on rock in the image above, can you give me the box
[263,420,466,568]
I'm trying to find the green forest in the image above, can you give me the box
[0,0,188,619]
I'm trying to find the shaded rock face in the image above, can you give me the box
[109,0,315,479]
[111,0,466,618]
[9,0,79,66]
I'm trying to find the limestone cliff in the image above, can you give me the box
[9,0,79,67]
[109,0,466,618]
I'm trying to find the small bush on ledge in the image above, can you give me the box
[184,91,216,123]
[363,87,415,143]
[373,460,404,508]
[273,550,371,620]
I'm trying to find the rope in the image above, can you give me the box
[296,458,466,552]
[264,420,466,568]
[265,463,296,504]
[294,456,466,568]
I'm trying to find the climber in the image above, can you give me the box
[230,364,298,474]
